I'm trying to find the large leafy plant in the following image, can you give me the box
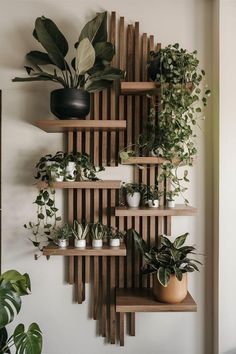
[0,270,42,354]
[13,12,125,91]
[129,229,201,287]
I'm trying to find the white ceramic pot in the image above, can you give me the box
[126,192,141,208]
[50,166,64,182]
[147,199,159,208]
[167,200,175,208]
[151,149,158,157]
[109,239,120,247]
[56,239,69,248]
[65,162,76,181]
[92,239,103,248]
[74,239,86,248]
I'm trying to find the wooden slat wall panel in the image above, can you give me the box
[110,12,117,166]
[68,132,75,285]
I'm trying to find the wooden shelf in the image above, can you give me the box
[43,243,126,256]
[35,120,126,133]
[116,288,197,312]
[121,156,185,165]
[115,205,197,217]
[37,180,121,190]
[120,81,193,95]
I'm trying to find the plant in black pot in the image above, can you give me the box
[13,12,125,119]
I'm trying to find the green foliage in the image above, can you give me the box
[0,271,42,354]
[90,222,107,240]
[143,185,163,202]
[129,229,202,287]
[138,43,211,203]
[121,183,144,197]
[13,12,125,91]
[106,227,125,240]
[72,220,90,240]
[53,223,72,241]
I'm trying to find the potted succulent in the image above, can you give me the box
[107,227,124,247]
[91,222,106,248]
[130,230,201,303]
[166,189,179,208]
[121,183,144,208]
[72,220,90,248]
[53,223,72,248]
[13,12,125,119]
[143,185,162,208]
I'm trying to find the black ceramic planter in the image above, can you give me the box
[50,88,90,119]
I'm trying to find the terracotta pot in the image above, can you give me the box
[153,273,187,303]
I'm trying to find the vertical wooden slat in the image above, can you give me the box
[119,17,125,151]
[76,256,83,304]
[94,93,100,166]
[68,132,74,284]
[120,313,125,346]
[101,256,107,337]
[127,25,134,147]
[110,256,116,344]
[110,12,116,166]
[93,256,99,320]
[134,22,140,149]
[130,313,135,336]
[102,90,108,165]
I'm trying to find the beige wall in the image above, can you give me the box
[1,1,214,353]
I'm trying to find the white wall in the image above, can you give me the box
[219,1,236,353]
[0,1,213,354]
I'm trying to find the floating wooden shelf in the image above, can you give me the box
[43,243,126,256]
[115,205,197,217]
[120,81,193,95]
[37,180,121,189]
[35,120,127,133]
[116,288,197,313]
[121,156,186,165]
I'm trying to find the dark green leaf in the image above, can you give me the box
[14,323,42,354]
[0,281,21,328]
[26,51,54,66]
[85,79,112,92]
[94,42,114,61]
[38,213,44,220]
[34,16,68,69]
[173,233,189,249]
[78,12,107,45]
[157,267,170,287]
[0,327,9,353]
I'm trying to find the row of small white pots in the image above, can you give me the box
[46,161,77,182]
[56,238,120,249]
[126,193,175,208]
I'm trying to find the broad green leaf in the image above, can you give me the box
[26,51,53,66]
[94,42,114,61]
[76,38,95,75]
[85,79,112,92]
[160,236,172,248]
[0,327,9,353]
[89,66,125,81]
[14,323,42,354]
[12,76,52,83]
[174,267,183,281]
[79,12,107,45]
[0,270,31,296]
[0,281,21,328]
[34,16,68,70]
[157,267,170,287]
[173,233,189,249]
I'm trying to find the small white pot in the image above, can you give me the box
[50,166,64,182]
[109,239,120,247]
[151,149,158,157]
[92,239,103,248]
[126,192,141,208]
[167,200,175,208]
[74,239,86,248]
[147,199,159,208]
[56,239,69,248]
[65,162,76,181]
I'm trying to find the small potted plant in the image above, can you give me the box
[72,220,89,248]
[166,189,179,208]
[130,230,201,303]
[35,151,65,182]
[64,153,77,181]
[54,223,72,248]
[91,222,106,248]
[107,227,124,247]
[13,13,125,119]
[121,183,143,208]
[143,185,162,208]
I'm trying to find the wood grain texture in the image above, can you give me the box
[120,81,193,95]
[43,243,127,256]
[115,205,197,216]
[35,120,126,132]
[67,132,74,285]
[37,180,121,189]
[116,289,197,312]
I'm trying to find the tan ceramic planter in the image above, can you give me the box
[153,273,188,303]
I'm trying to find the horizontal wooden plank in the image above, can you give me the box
[120,81,193,95]
[121,156,188,166]
[116,288,197,312]
[43,243,126,256]
[35,120,126,132]
[115,205,197,217]
[37,180,121,190]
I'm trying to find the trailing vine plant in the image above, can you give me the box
[137,43,210,203]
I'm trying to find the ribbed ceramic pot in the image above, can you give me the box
[153,273,188,303]
[92,239,103,248]
[126,192,141,208]
[74,239,86,249]
[167,200,175,208]
[56,239,69,248]
[50,88,90,119]
[147,199,159,208]
[109,239,120,247]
